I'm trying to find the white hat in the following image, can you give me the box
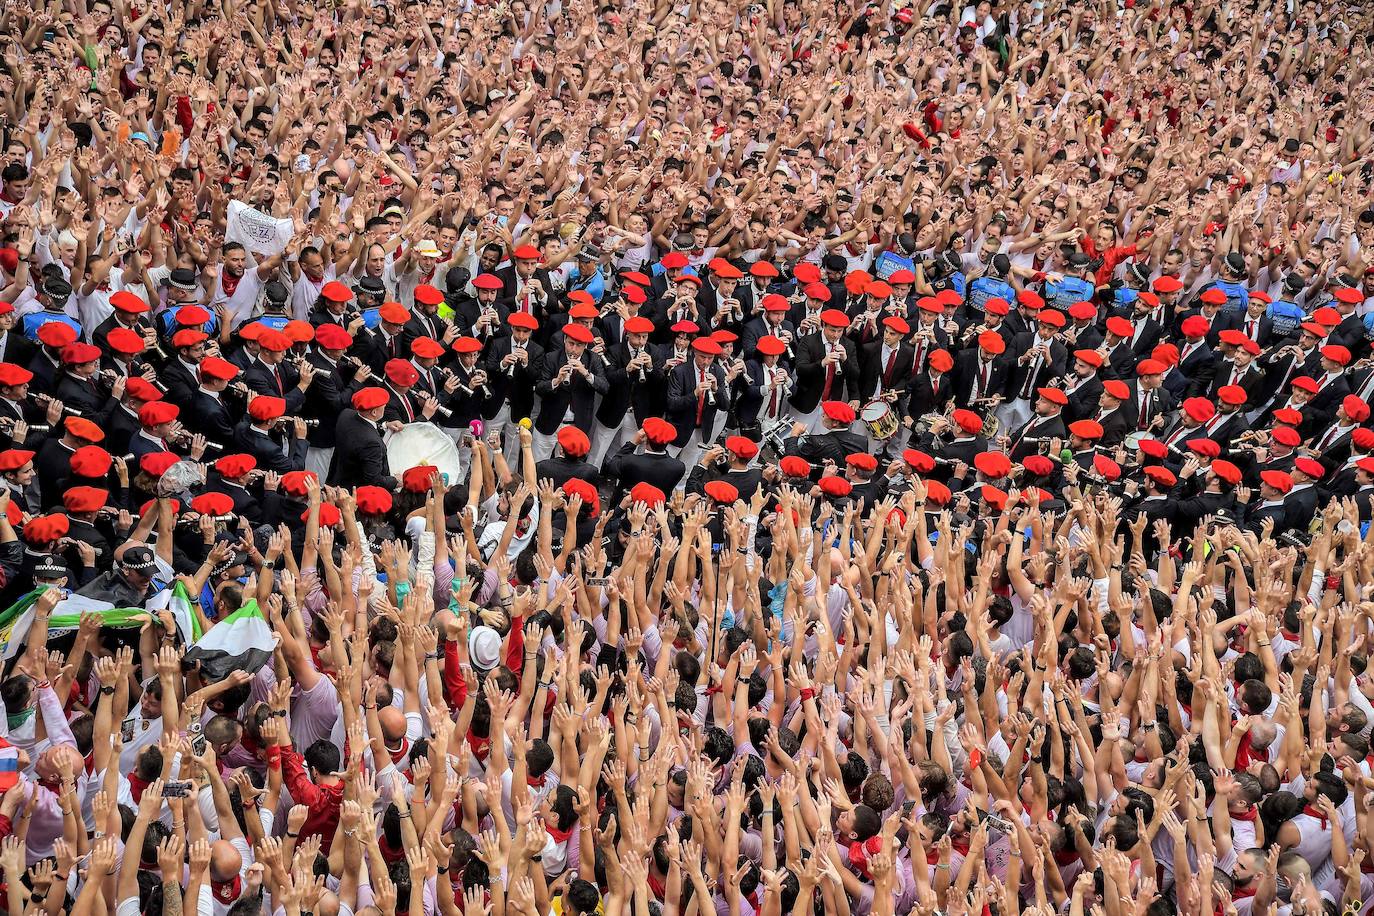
[415,239,442,259]
[469,625,501,670]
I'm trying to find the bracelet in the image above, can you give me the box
[934,863,951,870]
[172,823,185,831]
[53,874,67,883]
[286,832,299,838]
[399,811,412,818]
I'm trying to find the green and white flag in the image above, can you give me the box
[183,599,274,681]
[146,581,203,647]
[0,590,148,660]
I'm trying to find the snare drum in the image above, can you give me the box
[861,399,899,439]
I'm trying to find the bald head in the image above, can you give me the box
[378,706,406,743]
[210,838,243,882]
[36,745,83,783]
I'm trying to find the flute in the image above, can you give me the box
[33,394,81,417]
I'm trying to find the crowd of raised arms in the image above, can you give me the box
[0,0,1371,915]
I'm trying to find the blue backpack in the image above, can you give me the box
[158,304,221,339]
[1113,286,1141,309]
[1044,275,1095,310]
[22,312,82,342]
[966,275,1016,313]
[1267,300,1305,340]
[1204,279,1249,313]
[873,249,915,281]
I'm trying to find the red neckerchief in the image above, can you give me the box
[387,737,410,766]
[128,772,150,804]
[1232,805,1258,822]
[950,836,971,856]
[1234,730,1255,769]
[527,773,546,788]
[926,849,940,865]
[221,271,242,298]
[647,871,666,900]
[547,821,573,844]
[1053,848,1079,866]
[1232,885,1257,900]
[1302,804,1328,829]
[466,730,490,761]
[210,874,242,904]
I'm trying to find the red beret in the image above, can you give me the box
[385,359,420,387]
[560,477,600,517]
[1068,420,1104,440]
[1137,438,1168,459]
[563,324,594,344]
[846,452,878,472]
[820,309,850,328]
[60,342,101,364]
[704,480,740,503]
[1294,457,1325,479]
[304,503,342,527]
[321,280,353,302]
[37,323,78,347]
[1322,344,1352,366]
[756,335,786,356]
[1272,427,1302,447]
[822,401,856,424]
[984,298,1009,316]
[411,337,445,359]
[64,485,108,513]
[65,417,104,442]
[819,476,853,498]
[951,409,983,434]
[724,436,758,459]
[929,349,954,372]
[980,485,1007,509]
[378,302,411,325]
[751,261,781,280]
[628,482,666,507]
[1353,428,1374,450]
[23,513,69,544]
[1216,385,1247,406]
[138,402,179,427]
[1211,459,1242,485]
[110,290,148,313]
[509,313,540,331]
[139,452,179,477]
[69,445,110,478]
[199,357,240,381]
[1199,288,1228,306]
[1144,466,1177,488]
[355,485,394,515]
[1182,397,1216,422]
[1186,438,1221,458]
[1105,316,1134,337]
[691,337,722,355]
[1153,275,1184,293]
[1068,301,1096,321]
[1344,396,1371,423]
[215,453,257,479]
[779,456,812,477]
[401,465,439,493]
[1073,349,1103,368]
[978,330,1005,354]
[902,450,935,473]
[557,426,591,457]
[1093,454,1122,480]
[452,336,482,354]
[248,396,286,422]
[352,387,389,411]
[1260,470,1294,494]
[1103,380,1131,400]
[643,418,677,446]
[110,328,147,355]
[414,284,444,306]
[472,273,503,290]
[281,470,318,496]
[1180,316,1210,339]
[0,449,32,472]
[1022,455,1055,476]
[973,451,1011,478]
[190,492,234,517]
[513,245,542,261]
[1038,310,1066,328]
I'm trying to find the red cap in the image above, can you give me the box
[23,514,69,544]
[1017,290,1045,310]
[822,401,856,424]
[190,492,234,517]
[281,470,318,496]
[1073,349,1103,368]
[1314,306,1342,327]
[882,316,910,334]
[414,284,444,306]
[804,283,833,302]
[889,269,916,284]
[139,452,179,477]
[411,337,445,359]
[691,337,722,355]
[1022,455,1055,476]
[199,357,239,381]
[1106,316,1134,337]
[402,465,439,493]
[1260,470,1294,493]
[624,316,654,335]
[724,435,758,459]
[384,359,419,387]
[1272,427,1302,447]
[1291,376,1319,394]
[176,306,211,327]
[793,263,821,284]
[321,280,353,302]
[283,320,315,344]
[171,328,209,349]
[1037,387,1068,406]
[820,309,849,328]
[756,335,786,356]
[1102,380,1130,399]
[513,244,542,261]
[110,290,148,313]
[69,445,110,478]
[1273,408,1303,427]
[378,302,411,325]
[1181,316,1210,338]
[761,293,790,313]
[352,387,388,411]
[1186,438,1221,458]
[1068,420,1104,440]
[248,396,286,422]
[846,452,878,472]
[37,323,78,347]
[1345,395,1372,423]
[215,453,256,478]
[257,330,291,353]
[355,485,394,515]
[1037,310,1066,328]
[1216,385,1247,406]
[1136,359,1167,375]
[819,476,853,498]
[1068,301,1096,321]
[563,324,594,344]
[780,456,812,477]
[1137,438,1168,459]
[1144,466,1177,488]
[452,336,482,354]
[1199,288,1228,306]
[704,480,740,503]
[902,450,935,473]
[65,417,104,442]
[925,480,952,505]
[978,330,1005,354]
[864,280,892,299]
[473,273,503,290]
[952,409,983,434]
[106,328,146,355]
[628,482,666,507]
[0,449,33,472]
[985,298,1010,316]
[980,485,1008,509]
[509,313,540,331]
[642,418,676,446]
[1294,457,1325,479]
[1093,454,1122,480]
[1153,275,1184,293]
[929,349,953,372]
[1322,344,1352,366]
[973,451,1011,478]
[139,402,179,427]
[1211,459,1242,485]
[60,342,101,364]
[557,426,591,457]
[670,320,700,335]
[624,286,647,305]
[660,252,689,270]
[750,261,780,279]
[1182,397,1216,422]
[1333,287,1364,305]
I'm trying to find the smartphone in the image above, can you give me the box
[975,808,1013,833]
[586,577,609,587]
[162,781,193,798]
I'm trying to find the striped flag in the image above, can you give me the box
[183,600,274,681]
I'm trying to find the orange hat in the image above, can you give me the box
[929,349,954,372]
[629,482,666,507]
[1217,385,1247,406]
[780,456,812,477]
[385,359,420,386]
[139,452,179,477]
[704,480,740,503]
[215,454,256,478]
[846,452,878,472]
[1343,395,1371,423]
[952,409,983,434]
[724,436,758,459]
[248,396,286,422]
[1093,454,1121,481]
[401,465,439,493]
[190,492,234,517]
[65,417,104,442]
[980,485,1008,509]
[283,320,315,344]
[557,426,591,457]
[1260,470,1294,493]
[1068,420,1104,440]
[819,476,853,498]
[1181,397,1215,422]
[822,401,856,424]
[411,337,445,359]
[978,330,1005,354]
[352,387,389,411]
[1144,466,1177,488]
[1102,380,1130,400]
[1037,387,1068,406]
[355,485,394,515]
[321,280,354,302]
[452,336,482,354]
[643,418,677,446]
[1211,459,1242,485]
[106,328,146,355]
[0,449,33,472]
[378,302,411,325]
[973,451,1011,478]
[281,470,318,496]
[63,485,108,513]
[1073,349,1103,368]
[23,513,69,544]
[69,445,110,478]
[199,357,240,381]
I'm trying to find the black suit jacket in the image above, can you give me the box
[483,336,544,422]
[665,360,730,446]
[597,342,662,428]
[300,352,356,449]
[183,390,239,451]
[905,372,954,422]
[328,410,397,490]
[53,372,108,419]
[231,421,306,474]
[533,349,608,435]
[858,340,915,401]
[242,359,306,414]
[789,333,859,413]
[951,350,1010,408]
[604,445,687,496]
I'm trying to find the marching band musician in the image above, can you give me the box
[381,359,444,430]
[857,316,915,455]
[157,328,210,409]
[483,313,544,467]
[790,308,859,433]
[92,290,155,358]
[243,328,313,415]
[592,315,661,469]
[232,395,309,474]
[497,245,555,320]
[952,330,1009,410]
[300,323,364,477]
[665,336,733,473]
[531,323,607,462]
[781,400,866,470]
[999,309,1068,434]
[1005,387,1069,461]
[53,342,108,418]
[356,301,413,372]
[736,335,791,445]
[101,328,151,383]
[742,294,796,363]
[101,377,164,457]
[184,357,244,453]
[447,336,490,429]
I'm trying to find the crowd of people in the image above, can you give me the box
[0,0,1370,914]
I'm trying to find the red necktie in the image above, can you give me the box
[767,375,779,417]
[822,359,836,400]
[273,368,283,394]
[979,360,989,397]
[883,350,896,387]
[696,368,707,425]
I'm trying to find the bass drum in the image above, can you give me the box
[860,399,899,439]
[386,422,463,482]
